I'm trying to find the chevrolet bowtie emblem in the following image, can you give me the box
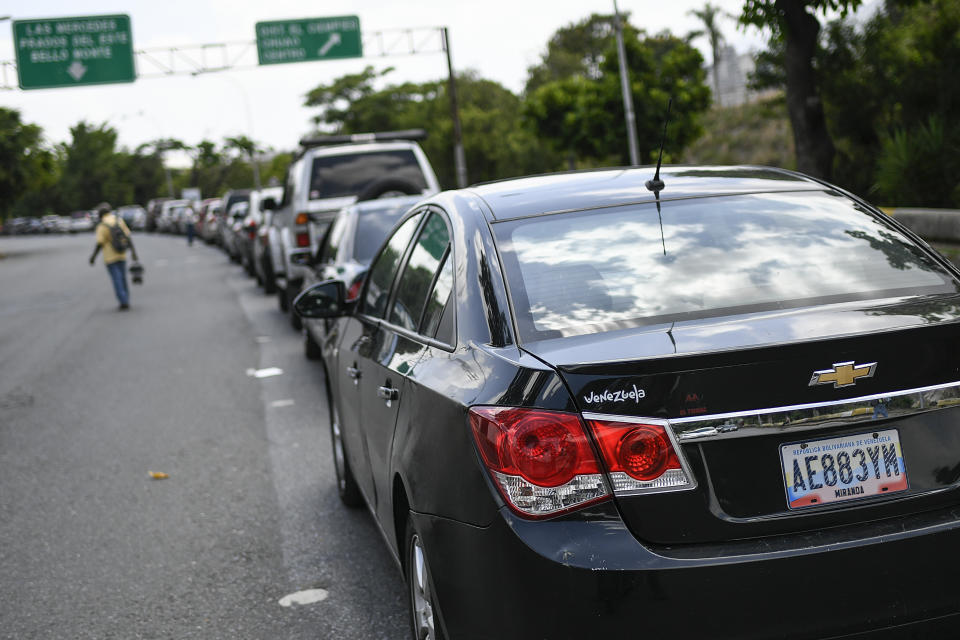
[809,361,877,388]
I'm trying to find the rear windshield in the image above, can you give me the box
[354,204,412,263]
[309,150,426,200]
[494,191,960,342]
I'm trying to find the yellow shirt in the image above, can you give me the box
[95,213,133,264]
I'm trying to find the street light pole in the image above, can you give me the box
[614,0,640,166]
[442,27,468,189]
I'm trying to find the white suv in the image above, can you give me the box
[268,130,440,325]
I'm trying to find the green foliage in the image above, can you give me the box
[305,68,557,187]
[739,0,863,35]
[874,116,960,206]
[819,0,960,204]
[680,94,796,168]
[524,14,617,94]
[0,108,58,218]
[523,27,711,166]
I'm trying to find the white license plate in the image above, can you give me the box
[780,429,908,510]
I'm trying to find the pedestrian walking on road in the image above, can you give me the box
[184,204,197,246]
[89,202,139,311]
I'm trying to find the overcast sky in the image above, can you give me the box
[2,0,772,160]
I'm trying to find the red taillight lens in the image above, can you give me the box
[586,419,691,492]
[247,229,256,240]
[346,276,363,302]
[469,407,609,517]
[295,213,309,225]
[296,232,310,247]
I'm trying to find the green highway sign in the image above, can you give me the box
[13,14,135,90]
[256,16,362,65]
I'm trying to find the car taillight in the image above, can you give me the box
[295,213,309,225]
[585,419,694,493]
[247,228,256,240]
[296,232,310,247]
[346,276,363,302]
[468,407,610,518]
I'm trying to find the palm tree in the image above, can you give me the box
[688,3,728,106]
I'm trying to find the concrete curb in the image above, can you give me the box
[883,208,960,243]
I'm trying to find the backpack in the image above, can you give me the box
[109,219,129,253]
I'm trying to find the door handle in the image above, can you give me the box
[346,365,361,385]
[377,385,399,407]
[351,335,371,351]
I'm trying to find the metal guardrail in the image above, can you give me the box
[884,208,960,244]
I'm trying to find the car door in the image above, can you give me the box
[333,210,425,504]
[358,210,453,513]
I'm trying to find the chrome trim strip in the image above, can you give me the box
[584,380,960,443]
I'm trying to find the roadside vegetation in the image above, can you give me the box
[2,0,959,224]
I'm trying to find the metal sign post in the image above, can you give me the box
[13,14,135,89]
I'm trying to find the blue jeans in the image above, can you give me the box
[106,260,129,306]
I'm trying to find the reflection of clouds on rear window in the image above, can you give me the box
[499,192,956,340]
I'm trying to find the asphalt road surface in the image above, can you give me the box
[0,232,409,639]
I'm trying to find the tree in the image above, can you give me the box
[688,3,730,104]
[305,68,557,187]
[740,0,862,180]
[524,14,617,94]
[523,25,711,167]
[0,108,57,219]
[224,135,264,189]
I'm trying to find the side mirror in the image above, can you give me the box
[261,197,278,211]
[293,280,348,319]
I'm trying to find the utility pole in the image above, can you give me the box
[442,27,468,188]
[614,0,640,166]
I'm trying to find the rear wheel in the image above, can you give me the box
[328,400,362,507]
[406,517,446,640]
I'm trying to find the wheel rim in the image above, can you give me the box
[410,534,436,640]
[331,407,347,493]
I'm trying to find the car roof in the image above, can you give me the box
[465,165,826,221]
[302,140,421,159]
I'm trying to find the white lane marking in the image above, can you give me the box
[256,336,272,343]
[278,588,329,607]
[246,367,284,378]
[270,399,295,408]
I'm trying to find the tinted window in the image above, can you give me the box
[389,213,450,332]
[354,204,412,264]
[309,150,427,200]
[364,213,424,319]
[421,256,453,342]
[495,191,960,342]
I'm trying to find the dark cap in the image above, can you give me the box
[95,202,112,215]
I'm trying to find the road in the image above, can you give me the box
[0,232,409,639]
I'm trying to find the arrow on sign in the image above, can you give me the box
[67,61,88,81]
[318,33,341,56]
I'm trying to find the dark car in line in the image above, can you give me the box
[301,195,423,359]
[294,166,960,639]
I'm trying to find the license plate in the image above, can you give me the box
[780,429,908,510]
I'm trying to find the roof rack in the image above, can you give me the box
[298,129,427,148]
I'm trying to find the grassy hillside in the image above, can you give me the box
[680,94,795,169]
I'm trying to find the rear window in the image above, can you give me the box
[354,204,412,263]
[494,191,960,342]
[309,150,426,200]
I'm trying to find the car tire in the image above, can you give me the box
[305,330,323,360]
[262,256,277,294]
[287,285,303,330]
[405,516,446,640]
[356,177,422,202]
[328,399,362,507]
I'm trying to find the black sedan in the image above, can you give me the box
[295,166,960,639]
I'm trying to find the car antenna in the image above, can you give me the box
[645,98,672,255]
[645,98,672,194]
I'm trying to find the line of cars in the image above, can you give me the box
[2,205,147,235]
